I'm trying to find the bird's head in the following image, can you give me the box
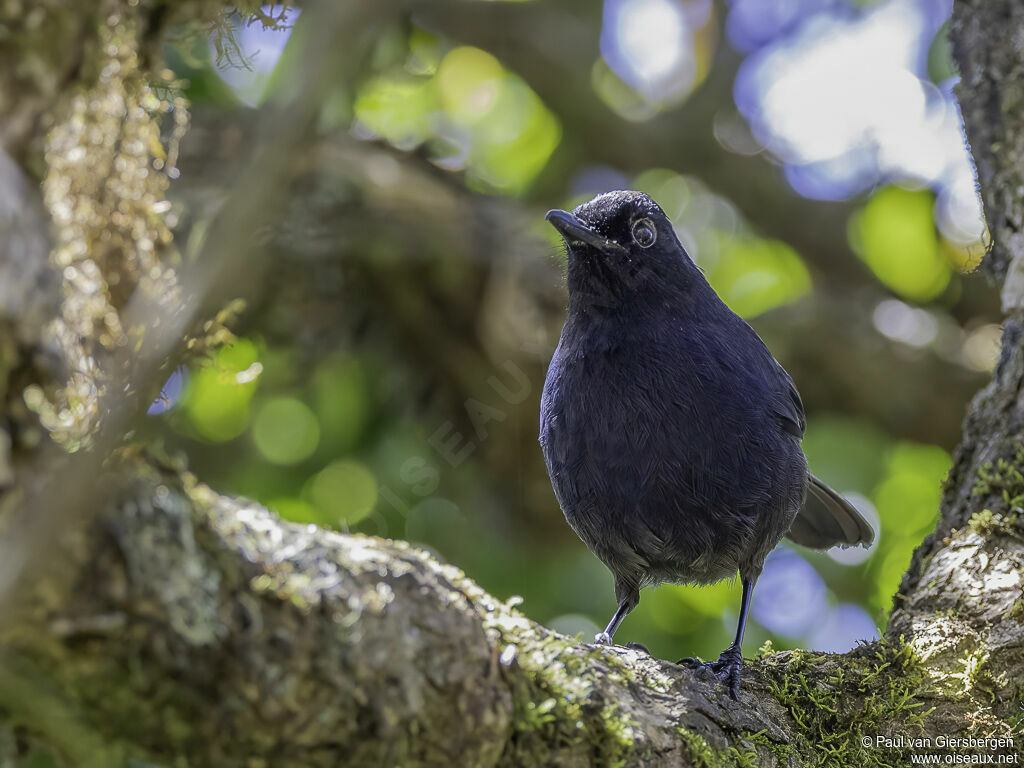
[546,190,697,312]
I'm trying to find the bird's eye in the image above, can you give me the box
[631,219,657,248]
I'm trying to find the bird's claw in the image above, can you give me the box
[678,646,743,699]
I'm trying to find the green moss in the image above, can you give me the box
[969,508,999,534]
[972,445,1024,510]
[748,729,798,764]
[675,727,763,768]
[675,728,720,767]
[955,648,1005,703]
[1009,599,1024,623]
[967,507,1021,537]
[965,445,1024,537]
[0,656,130,768]
[759,639,934,768]
[501,636,645,768]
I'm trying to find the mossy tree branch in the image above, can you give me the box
[0,0,1023,766]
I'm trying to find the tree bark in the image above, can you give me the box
[0,1,1022,766]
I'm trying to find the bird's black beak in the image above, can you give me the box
[546,209,619,252]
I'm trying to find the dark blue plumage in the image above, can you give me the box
[540,191,873,698]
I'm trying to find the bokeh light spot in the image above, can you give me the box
[962,324,1002,373]
[437,47,504,122]
[182,340,261,442]
[309,460,379,526]
[253,397,320,465]
[354,43,560,194]
[807,603,880,653]
[851,186,950,302]
[353,77,434,148]
[600,0,703,108]
[872,299,939,347]
[706,233,811,318]
[752,549,827,638]
[267,497,321,526]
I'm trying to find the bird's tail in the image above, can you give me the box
[785,474,875,550]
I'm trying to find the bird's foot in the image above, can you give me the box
[679,644,743,699]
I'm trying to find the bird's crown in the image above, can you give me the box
[572,190,665,233]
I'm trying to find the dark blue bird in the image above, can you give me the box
[540,190,873,698]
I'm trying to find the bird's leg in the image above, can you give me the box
[680,577,754,699]
[594,584,639,646]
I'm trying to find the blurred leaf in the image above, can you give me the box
[468,77,562,193]
[162,34,241,107]
[850,186,950,302]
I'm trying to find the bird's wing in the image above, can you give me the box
[772,360,806,439]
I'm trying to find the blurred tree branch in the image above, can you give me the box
[415,0,998,326]
[0,0,1021,767]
